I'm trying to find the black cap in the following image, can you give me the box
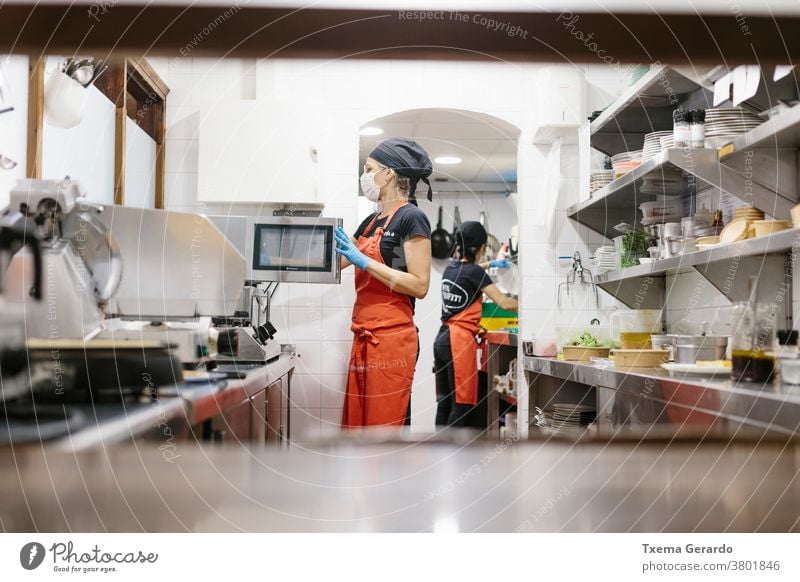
[453,221,488,259]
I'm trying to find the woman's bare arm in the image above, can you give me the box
[364,236,431,299]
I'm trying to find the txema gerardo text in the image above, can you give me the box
[643,543,734,554]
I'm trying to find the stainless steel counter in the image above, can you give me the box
[1,437,798,532]
[525,356,800,435]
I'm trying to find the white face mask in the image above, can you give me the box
[360,171,382,202]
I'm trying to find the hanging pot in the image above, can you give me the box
[431,205,452,260]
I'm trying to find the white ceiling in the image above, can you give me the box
[359,108,520,190]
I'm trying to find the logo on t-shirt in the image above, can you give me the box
[382,231,396,239]
[442,279,469,312]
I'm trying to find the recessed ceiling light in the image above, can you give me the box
[359,126,383,136]
[434,156,462,165]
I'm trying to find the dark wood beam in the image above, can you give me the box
[1,5,800,65]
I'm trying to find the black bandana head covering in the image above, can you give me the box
[368,137,433,204]
[453,221,487,262]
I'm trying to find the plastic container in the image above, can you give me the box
[639,199,682,220]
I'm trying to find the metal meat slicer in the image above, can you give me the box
[2,178,281,366]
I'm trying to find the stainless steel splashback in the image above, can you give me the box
[95,206,245,319]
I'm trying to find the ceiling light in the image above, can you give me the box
[359,126,383,136]
[434,156,462,165]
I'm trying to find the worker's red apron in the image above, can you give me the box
[342,202,418,428]
[445,300,483,405]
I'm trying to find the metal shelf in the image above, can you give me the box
[590,65,710,156]
[570,147,797,240]
[718,103,800,205]
[567,148,716,239]
[593,227,798,309]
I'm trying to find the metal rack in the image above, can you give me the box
[593,227,798,309]
[571,65,800,309]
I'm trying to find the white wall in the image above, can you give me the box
[124,117,156,208]
[0,56,29,208]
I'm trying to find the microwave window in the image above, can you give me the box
[254,225,331,271]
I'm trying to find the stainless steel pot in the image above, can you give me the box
[672,335,728,364]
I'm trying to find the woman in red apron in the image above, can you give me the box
[434,221,518,427]
[335,138,434,428]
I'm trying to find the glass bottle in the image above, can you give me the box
[689,109,706,148]
[673,109,690,148]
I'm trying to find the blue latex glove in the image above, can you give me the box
[489,258,512,269]
[335,227,371,270]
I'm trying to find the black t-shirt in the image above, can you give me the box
[441,260,493,321]
[354,204,431,272]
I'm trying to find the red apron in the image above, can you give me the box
[445,299,483,405]
[342,202,418,428]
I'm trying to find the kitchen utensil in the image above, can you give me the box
[752,219,790,237]
[532,335,558,357]
[673,335,729,364]
[479,209,501,262]
[562,346,610,361]
[639,198,682,221]
[557,251,598,308]
[612,349,669,367]
[450,204,462,258]
[430,205,453,259]
[719,219,749,243]
[60,209,122,303]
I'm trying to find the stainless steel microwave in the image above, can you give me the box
[243,216,342,284]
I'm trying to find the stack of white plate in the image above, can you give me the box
[641,131,672,163]
[705,107,762,148]
[594,245,619,272]
[549,403,597,435]
[590,169,614,193]
[659,134,675,150]
[611,150,643,177]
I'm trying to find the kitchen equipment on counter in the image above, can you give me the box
[752,219,790,237]
[610,309,662,347]
[244,216,342,284]
[651,334,677,360]
[612,349,669,367]
[531,335,558,357]
[672,335,729,364]
[430,205,452,259]
[731,300,778,384]
[557,251,598,308]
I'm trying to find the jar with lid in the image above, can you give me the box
[672,109,690,148]
[689,109,706,148]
